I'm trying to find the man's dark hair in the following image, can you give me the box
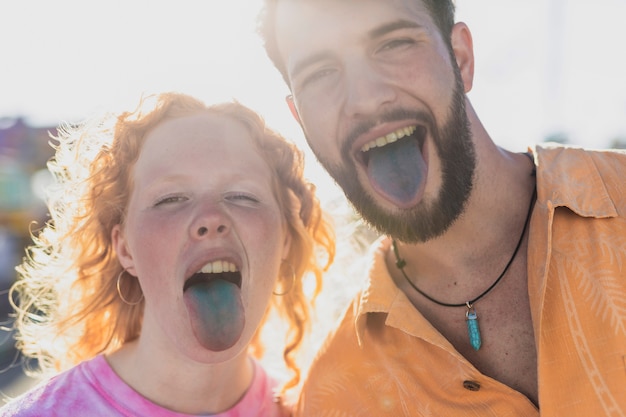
[258,0,456,86]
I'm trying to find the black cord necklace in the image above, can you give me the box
[392,177,536,351]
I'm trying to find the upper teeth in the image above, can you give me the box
[360,126,417,152]
[198,260,238,274]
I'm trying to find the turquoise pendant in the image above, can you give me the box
[465,303,482,351]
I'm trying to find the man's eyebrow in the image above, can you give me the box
[368,19,422,39]
[289,20,422,81]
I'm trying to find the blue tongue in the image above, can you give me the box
[184,279,245,352]
[366,138,425,206]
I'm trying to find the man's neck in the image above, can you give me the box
[387,149,536,298]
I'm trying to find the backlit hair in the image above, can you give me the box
[11,92,335,392]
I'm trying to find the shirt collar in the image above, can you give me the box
[354,237,451,349]
[533,144,618,218]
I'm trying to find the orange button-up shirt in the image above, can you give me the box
[297,144,626,416]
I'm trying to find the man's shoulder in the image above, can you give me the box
[302,295,364,373]
[297,295,396,416]
[535,142,626,167]
[535,143,626,202]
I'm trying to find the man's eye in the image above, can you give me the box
[379,38,416,52]
[300,67,335,89]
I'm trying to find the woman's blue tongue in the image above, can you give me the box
[366,138,425,206]
[184,280,245,352]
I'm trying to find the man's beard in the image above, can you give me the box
[309,69,476,243]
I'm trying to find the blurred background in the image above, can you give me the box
[1,0,625,401]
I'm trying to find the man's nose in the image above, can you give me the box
[343,61,396,118]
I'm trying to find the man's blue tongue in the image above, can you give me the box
[184,279,245,352]
[366,138,426,206]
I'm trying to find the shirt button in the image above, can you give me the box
[463,380,481,391]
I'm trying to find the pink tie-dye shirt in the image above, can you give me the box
[1,355,288,416]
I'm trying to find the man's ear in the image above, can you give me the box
[112,224,137,276]
[286,95,301,124]
[450,22,475,93]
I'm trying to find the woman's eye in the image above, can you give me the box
[225,193,260,204]
[155,195,187,206]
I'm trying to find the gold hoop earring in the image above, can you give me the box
[116,270,144,305]
[273,262,296,296]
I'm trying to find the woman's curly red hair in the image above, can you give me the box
[11,92,335,392]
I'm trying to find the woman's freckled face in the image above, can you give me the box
[116,113,289,360]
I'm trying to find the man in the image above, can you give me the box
[259,0,626,415]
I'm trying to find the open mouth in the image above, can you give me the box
[183,260,242,292]
[357,124,428,208]
[182,259,246,352]
[358,124,427,167]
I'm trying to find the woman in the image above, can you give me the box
[3,93,334,416]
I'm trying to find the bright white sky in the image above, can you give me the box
[2,0,626,201]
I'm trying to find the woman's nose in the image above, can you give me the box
[190,205,230,239]
[196,224,226,236]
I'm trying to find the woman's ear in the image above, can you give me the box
[112,224,137,276]
[450,22,475,93]
[286,95,301,125]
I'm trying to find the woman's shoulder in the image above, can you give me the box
[0,368,75,416]
[0,356,115,417]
